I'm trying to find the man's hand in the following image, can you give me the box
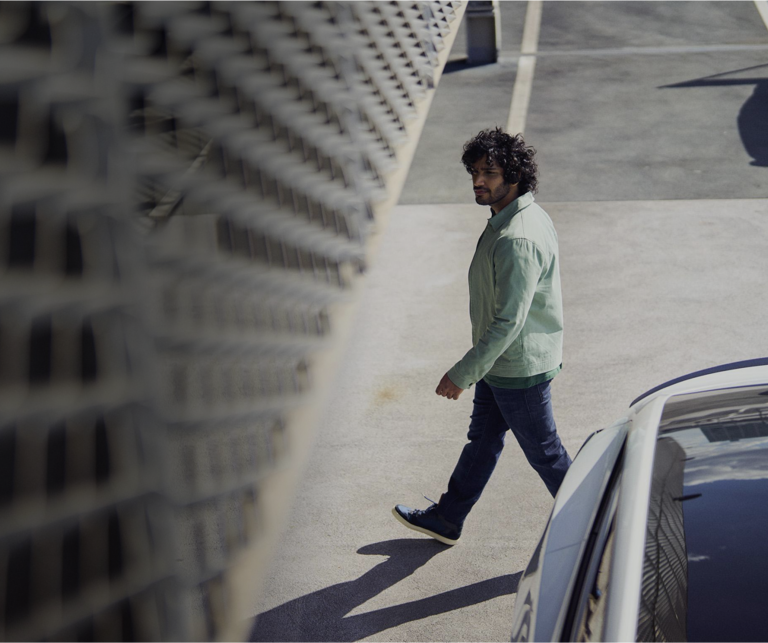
[436,373,464,400]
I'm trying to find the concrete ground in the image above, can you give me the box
[250,3,768,641]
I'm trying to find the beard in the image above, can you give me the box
[474,183,512,206]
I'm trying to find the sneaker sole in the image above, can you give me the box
[391,507,459,546]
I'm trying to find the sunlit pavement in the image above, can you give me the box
[251,3,768,641]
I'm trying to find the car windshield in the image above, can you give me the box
[637,384,768,642]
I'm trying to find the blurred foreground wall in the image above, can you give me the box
[0,2,464,640]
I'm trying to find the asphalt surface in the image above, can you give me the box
[403,1,768,204]
[251,3,768,641]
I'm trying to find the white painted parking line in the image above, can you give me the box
[755,0,768,30]
[507,56,536,135]
[521,0,543,55]
[507,0,542,135]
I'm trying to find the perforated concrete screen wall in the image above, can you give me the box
[0,2,464,640]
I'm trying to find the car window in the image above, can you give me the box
[635,436,687,642]
[566,467,623,642]
[636,385,768,642]
[574,519,616,642]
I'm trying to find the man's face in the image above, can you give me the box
[470,156,516,208]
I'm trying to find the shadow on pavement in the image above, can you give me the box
[250,538,522,642]
[443,56,500,74]
[739,79,768,167]
[661,63,768,167]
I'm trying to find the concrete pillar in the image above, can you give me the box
[466,0,501,65]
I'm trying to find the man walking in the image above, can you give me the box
[393,128,572,545]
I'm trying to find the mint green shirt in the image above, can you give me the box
[447,192,564,390]
[484,365,561,389]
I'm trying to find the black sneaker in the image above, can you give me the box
[392,502,461,545]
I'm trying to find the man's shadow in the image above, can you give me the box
[661,63,768,167]
[249,539,522,642]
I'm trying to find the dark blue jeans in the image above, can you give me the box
[438,378,571,527]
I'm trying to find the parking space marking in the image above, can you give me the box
[506,0,542,135]
[521,0,543,55]
[507,56,536,135]
[507,1,768,136]
[503,43,768,59]
[755,0,768,30]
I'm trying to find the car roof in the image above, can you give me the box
[645,385,768,641]
[514,360,768,642]
[607,360,768,641]
[630,357,768,407]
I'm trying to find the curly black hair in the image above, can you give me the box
[461,128,539,195]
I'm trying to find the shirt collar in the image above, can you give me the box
[488,191,534,231]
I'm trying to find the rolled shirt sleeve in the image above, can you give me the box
[447,238,545,389]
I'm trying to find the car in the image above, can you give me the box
[511,357,768,642]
